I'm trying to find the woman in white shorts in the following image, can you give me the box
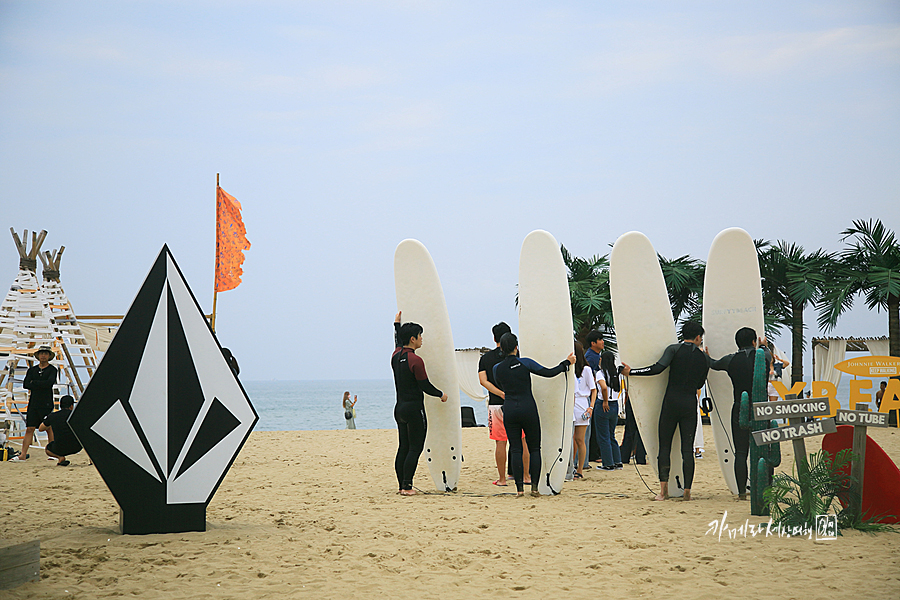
[572,341,596,480]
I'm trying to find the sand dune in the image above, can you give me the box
[3,425,900,599]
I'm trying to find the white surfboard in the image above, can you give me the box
[610,231,685,498]
[518,230,575,496]
[702,227,764,495]
[394,239,462,492]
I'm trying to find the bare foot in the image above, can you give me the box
[400,489,417,496]
[530,490,541,497]
[492,480,507,486]
[516,491,525,497]
[653,493,667,501]
[683,489,692,501]
[523,479,532,485]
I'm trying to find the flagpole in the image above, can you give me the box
[212,172,219,333]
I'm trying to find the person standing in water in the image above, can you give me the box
[391,311,447,496]
[622,322,709,501]
[493,332,575,497]
[342,391,358,429]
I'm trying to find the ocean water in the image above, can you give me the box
[242,376,870,432]
[242,379,489,431]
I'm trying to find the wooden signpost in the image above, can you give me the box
[835,403,889,518]
[751,395,836,477]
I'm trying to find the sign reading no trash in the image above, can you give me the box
[751,418,838,446]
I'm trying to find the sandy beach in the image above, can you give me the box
[3,424,900,599]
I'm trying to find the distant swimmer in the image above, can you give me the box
[623,322,709,501]
[706,327,772,500]
[493,332,575,497]
[391,311,447,496]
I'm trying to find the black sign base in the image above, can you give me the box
[119,504,207,535]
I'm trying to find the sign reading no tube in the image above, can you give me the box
[835,409,889,428]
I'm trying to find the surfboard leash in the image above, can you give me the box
[705,382,735,453]
[544,371,570,496]
[622,374,658,497]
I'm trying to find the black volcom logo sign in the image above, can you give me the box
[69,246,257,535]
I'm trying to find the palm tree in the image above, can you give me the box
[817,219,900,357]
[561,246,613,345]
[758,241,835,384]
[562,246,706,346]
[658,254,705,326]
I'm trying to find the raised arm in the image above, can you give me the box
[706,350,733,372]
[518,355,574,378]
[623,343,679,377]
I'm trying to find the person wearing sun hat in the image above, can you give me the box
[13,345,58,461]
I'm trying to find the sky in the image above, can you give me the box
[1,1,898,381]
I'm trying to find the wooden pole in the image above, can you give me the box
[784,394,810,477]
[211,173,220,333]
[848,403,871,520]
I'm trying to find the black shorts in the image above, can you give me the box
[26,403,53,428]
[46,440,82,456]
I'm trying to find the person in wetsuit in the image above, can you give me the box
[492,332,575,497]
[706,327,772,500]
[391,311,447,496]
[622,322,708,501]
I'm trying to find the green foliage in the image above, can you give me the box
[562,245,706,344]
[764,449,853,533]
[756,239,835,382]
[658,254,705,326]
[817,219,900,357]
[561,245,613,345]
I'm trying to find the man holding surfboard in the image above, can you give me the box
[706,327,772,500]
[622,322,709,501]
[391,311,448,496]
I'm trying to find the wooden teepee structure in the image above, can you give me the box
[0,229,62,443]
[40,245,99,398]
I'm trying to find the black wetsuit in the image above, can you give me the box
[391,323,443,491]
[629,342,708,489]
[493,355,569,491]
[708,347,771,495]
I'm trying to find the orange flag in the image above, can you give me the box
[215,186,251,292]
